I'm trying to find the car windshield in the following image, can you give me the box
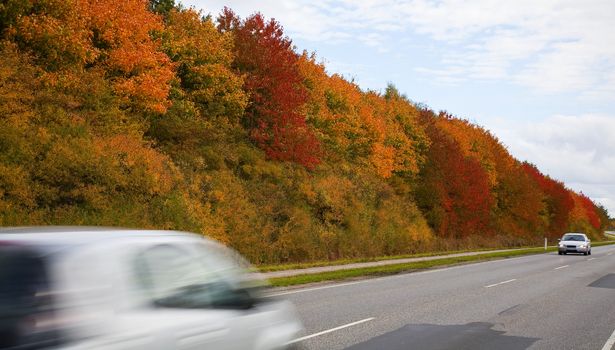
[134,242,263,310]
[562,234,585,241]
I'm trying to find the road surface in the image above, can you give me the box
[270,245,615,350]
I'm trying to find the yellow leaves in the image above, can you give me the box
[0,163,35,208]
[163,8,247,120]
[370,143,396,178]
[165,9,234,66]
[296,55,427,178]
[94,134,179,196]
[9,0,95,68]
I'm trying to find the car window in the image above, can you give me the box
[562,234,584,241]
[134,243,257,310]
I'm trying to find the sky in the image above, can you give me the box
[182,0,615,215]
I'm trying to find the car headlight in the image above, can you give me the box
[559,243,565,247]
[579,244,587,248]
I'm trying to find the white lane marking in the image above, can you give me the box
[267,281,364,297]
[601,327,615,350]
[286,318,375,345]
[485,279,517,288]
[587,258,596,261]
[554,265,569,270]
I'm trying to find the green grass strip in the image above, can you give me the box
[269,241,615,287]
[258,247,530,272]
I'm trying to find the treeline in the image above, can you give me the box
[0,0,610,263]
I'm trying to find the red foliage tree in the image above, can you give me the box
[217,8,320,169]
[416,111,494,238]
[522,163,575,237]
[578,193,601,230]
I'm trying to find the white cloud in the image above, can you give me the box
[405,1,615,96]
[491,114,615,214]
[185,0,615,100]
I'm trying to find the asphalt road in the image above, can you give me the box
[270,245,615,350]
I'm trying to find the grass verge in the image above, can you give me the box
[258,246,530,273]
[269,241,615,287]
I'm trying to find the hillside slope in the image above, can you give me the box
[0,0,609,263]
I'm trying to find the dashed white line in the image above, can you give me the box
[587,258,596,261]
[286,317,375,345]
[485,279,517,288]
[601,327,615,350]
[554,265,569,270]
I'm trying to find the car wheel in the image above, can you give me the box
[588,250,591,255]
[583,251,588,256]
[558,251,562,255]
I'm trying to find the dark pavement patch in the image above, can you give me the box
[345,322,539,350]
[588,274,615,289]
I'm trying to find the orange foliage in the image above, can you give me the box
[569,193,601,230]
[297,54,426,178]
[434,113,512,186]
[8,0,175,112]
[85,0,175,112]
[8,0,94,68]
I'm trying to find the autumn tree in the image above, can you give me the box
[5,0,175,112]
[149,0,176,16]
[415,110,494,239]
[595,204,610,230]
[217,8,321,169]
[522,162,574,238]
[149,7,247,158]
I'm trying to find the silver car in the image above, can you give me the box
[557,232,591,255]
[0,227,302,350]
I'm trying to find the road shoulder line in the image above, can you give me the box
[286,317,375,345]
[601,327,615,350]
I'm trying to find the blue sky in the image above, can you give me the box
[183,0,615,215]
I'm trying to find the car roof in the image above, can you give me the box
[0,226,205,248]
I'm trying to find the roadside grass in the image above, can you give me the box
[593,240,615,246]
[268,241,615,287]
[257,246,531,273]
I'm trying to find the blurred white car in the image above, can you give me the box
[0,227,302,350]
[557,232,591,255]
